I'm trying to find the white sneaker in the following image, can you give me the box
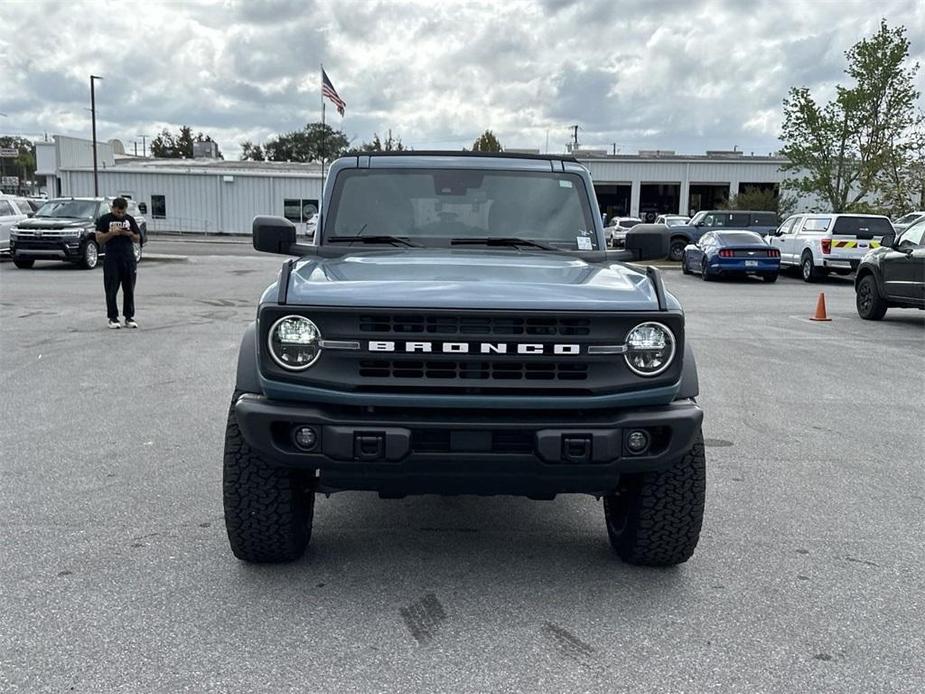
[124,319,138,329]
[108,320,121,329]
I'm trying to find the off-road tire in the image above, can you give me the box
[603,433,706,566]
[681,255,692,275]
[223,389,315,562]
[13,258,34,269]
[856,274,888,320]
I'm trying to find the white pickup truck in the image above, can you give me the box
[767,213,894,282]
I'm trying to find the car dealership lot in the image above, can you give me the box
[1,253,922,693]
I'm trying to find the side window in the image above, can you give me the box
[283,199,319,223]
[899,223,925,247]
[801,217,831,233]
[778,217,797,235]
[98,202,110,218]
[703,214,715,227]
[151,195,167,219]
[0,200,15,216]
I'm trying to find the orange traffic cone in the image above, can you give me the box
[810,292,832,321]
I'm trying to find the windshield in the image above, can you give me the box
[896,213,923,225]
[718,231,764,244]
[35,199,100,219]
[327,169,598,250]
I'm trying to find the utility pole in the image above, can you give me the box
[90,75,103,196]
[570,124,579,152]
[137,134,150,157]
[612,142,616,155]
[134,141,138,157]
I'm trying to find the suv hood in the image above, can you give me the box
[16,218,92,230]
[274,249,674,311]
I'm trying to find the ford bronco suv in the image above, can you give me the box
[224,152,705,566]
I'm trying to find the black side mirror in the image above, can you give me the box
[623,224,669,261]
[138,202,147,214]
[880,232,895,248]
[253,215,317,256]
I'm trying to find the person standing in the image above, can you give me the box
[95,197,141,329]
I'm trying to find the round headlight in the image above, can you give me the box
[268,316,321,370]
[624,322,676,377]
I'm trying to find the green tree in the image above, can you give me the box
[150,126,223,158]
[263,122,349,163]
[779,20,921,212]
[722,186,796,217]
[471,130,502,152]
[876,119,925,215]
[347,129,407,153]
[240,140,266,161]
[0,136,36,190]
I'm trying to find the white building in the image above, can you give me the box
[41,135,795,233]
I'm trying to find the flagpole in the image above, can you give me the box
[320,64,326,208]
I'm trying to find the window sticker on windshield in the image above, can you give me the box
[559,180,573,188]
[577,236,592,250]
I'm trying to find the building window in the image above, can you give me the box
[283,199,318,223]
[151,195,166,219]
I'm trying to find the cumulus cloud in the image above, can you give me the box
[0,0,922,158]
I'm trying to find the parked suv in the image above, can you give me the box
[855,217,925,319]
[604,216,642,248]
[0,195,34,256]
[9,197,147,269]
[767,213,893,282]
[667,210,779,261]
[224,152,705,567]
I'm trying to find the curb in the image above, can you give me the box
[142,254,190,263]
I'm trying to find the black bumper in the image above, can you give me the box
[11,239,84,260]
[233,394,703,496]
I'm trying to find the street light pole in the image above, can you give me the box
[90,75,103,196]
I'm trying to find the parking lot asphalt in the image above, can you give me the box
[1,254,923,693]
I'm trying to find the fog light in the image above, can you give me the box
[293,425,318,451]
[626,430,650,454]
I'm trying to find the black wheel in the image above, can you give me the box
[668,239,686,262]
[801,252,822,282]
[763,272,779,283]
[603,432,706,566]
[700,258,713,281]
[223,390,315,562]
[80,240,99,269]
[13,258,35,269]
[856,274,888,320]
[681,254,692,275]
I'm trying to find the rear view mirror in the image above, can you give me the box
[624,224,669,261]
[138,202,147,214]
[879,232,895,248]
[253,215,297,254]
[253,215,316,256]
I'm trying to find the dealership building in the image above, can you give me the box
[37,135,792,233]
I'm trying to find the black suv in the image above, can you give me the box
[855,217,925,319]
[10,197,147,270]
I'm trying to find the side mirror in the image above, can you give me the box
[623,224,669,261]
[253,215,316,256]
[879,232,895,248]
[138,202,147,214]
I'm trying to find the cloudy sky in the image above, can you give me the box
[2,0,923,159]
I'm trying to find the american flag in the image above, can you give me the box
[322,69,346,116]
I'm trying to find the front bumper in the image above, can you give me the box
[233,394,703,496]
[11,236,84,260]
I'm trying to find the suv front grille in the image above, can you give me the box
[358,314,591,336]
[358,359,589,381]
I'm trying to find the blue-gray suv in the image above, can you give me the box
[224,152,705,566]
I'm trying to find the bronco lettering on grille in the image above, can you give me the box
[368,341,582,355]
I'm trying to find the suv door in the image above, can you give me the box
[0,199,27,252]
[883,221,925,302]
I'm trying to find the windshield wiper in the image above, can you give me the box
[327,235,420,247]
[451,237,561,251]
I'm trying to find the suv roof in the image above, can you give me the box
[361,150,580,163]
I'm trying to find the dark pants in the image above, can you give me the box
[103,257,137,321]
